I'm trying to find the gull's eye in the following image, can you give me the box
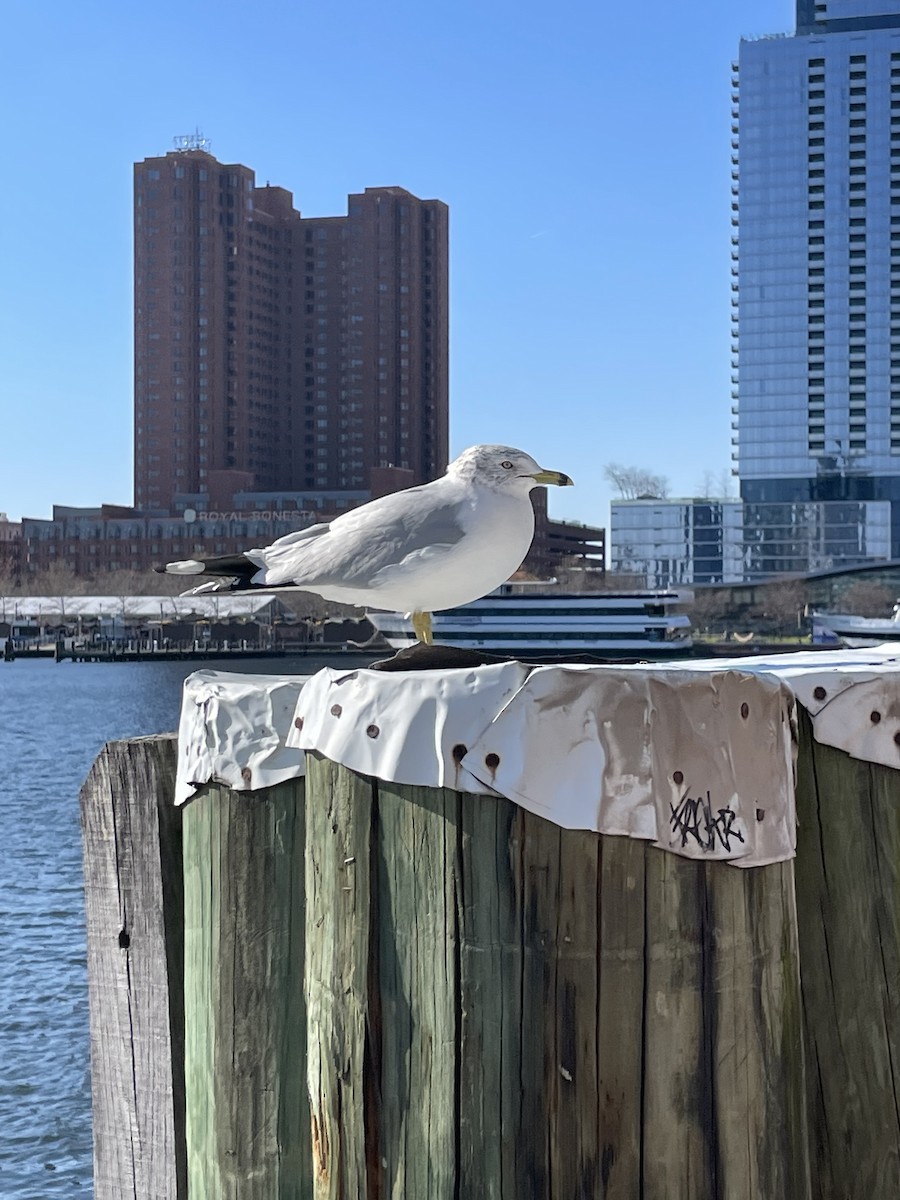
[500,460,514,469]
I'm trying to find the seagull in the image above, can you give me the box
[156,444,573,643]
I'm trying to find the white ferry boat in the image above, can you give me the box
[367,586,693,658]
[811,601,900,648]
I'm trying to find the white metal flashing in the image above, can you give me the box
[287,662,795,866]
[174,646,900,867]
[175,670,309,806]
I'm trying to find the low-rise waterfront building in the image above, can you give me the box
[0,514,22,575]
[20,488,604,584]
[611,496,891,587]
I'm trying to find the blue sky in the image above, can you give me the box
[0,0,794,530]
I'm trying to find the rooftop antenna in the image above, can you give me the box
[173,128,211,153]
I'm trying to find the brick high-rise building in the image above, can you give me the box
[134,137,448,513]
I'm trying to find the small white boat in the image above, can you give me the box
[811,601,900,648]
[367,586,693,658]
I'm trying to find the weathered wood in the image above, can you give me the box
[642,850,715,1197]
[182,777,310,1199]
[705,857,810,1199]
[305,757,809,1199]
[455,791,521,1198]
[794,705,900,1199]
[597,834,647,1198]
[375,777,460,1197]
[304,753,374,1200]
[80,733,186,1200]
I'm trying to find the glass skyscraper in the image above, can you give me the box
[735,0,900,560]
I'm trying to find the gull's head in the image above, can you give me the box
[447,444,573,491]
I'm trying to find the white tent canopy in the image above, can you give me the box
[0,595,288,621]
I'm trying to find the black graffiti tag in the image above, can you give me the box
[669,789,745,854]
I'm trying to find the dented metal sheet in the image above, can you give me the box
[286,662,531,794]
[174,647,900,866]
[462,666,796,866]
[284,660,795,866]
[662,644,900,774]
[175,670,310,805]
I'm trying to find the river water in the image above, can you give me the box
[0,653,369,1198]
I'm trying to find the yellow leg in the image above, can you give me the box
[411,611,433,644]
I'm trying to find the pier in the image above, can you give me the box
[0,593,380,664]
[79,649,900,1198]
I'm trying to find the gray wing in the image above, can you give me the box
[250,484,467,588]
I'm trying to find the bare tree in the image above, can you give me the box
[835,580,895,617]
[717,468,737,498]
[20,563,91,596]
[550,567,640,593]
[0,563,22,594]
[689,588,733,634]
[604,463,669,500]
[695,470,717,499]
[750,580,807,635]
[693,469,737,499]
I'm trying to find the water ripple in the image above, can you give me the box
[0,653,332,1197]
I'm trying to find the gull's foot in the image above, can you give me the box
[410,611,433,644]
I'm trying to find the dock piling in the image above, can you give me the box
[79,734,186,1200]
[78,653,900,1198]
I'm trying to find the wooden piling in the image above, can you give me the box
[303,751,811,1200]
[80,734,186,1200]
[182,777,311,1199]
[794,705,900,1199]
[79,674,900,1199]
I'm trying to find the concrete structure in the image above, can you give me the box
[525,489,606,577]
[134,138,448,512]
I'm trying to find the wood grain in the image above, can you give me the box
[597,834,647,1199]
[794,705,900,1199]
[182,777,310,1199]
[303,752,375,1200]
[304,758,809,1199]
[80,733,186,1200]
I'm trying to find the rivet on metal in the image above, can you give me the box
[452,743,468,763]
[366,724,379,738]
[673,770,684,785]
[485,752,500,770]
[241,767,252,784]
[813,685,827,701]
[740,702,749,719]
[870,710,882,724]
[294,716,304,730]
[330,704,342,717]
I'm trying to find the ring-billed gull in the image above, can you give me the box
[157,444,572,642]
